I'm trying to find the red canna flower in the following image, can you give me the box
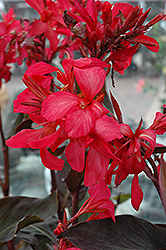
[64,0,165,73]
[6,59,109,173]
[105,119,156,210]
[26,0,59,51]
[72,180,115,221]
[41,66,108,138]
[0,8,22,37]
[54,180,114,249]
[149,112,166,135]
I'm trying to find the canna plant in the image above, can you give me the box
[0,0,166,249]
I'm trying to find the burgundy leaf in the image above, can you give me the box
[58,215,166,250]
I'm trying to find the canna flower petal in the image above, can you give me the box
[30,20,48,36]
[80,180,115,221]
[65,136,93,172]
[89,100,109,119]
[74,67,106,100]
[149,112,166,135]
[40,148,64,170]
[26,0,45,14]
[65,105,95,138]
[84,137,118,186]
[93,115,122,142]
[25,61,56,77]
[41,92,79,121]
[131,175,143,211]
[6,129,42,148]
[133,35,159,52]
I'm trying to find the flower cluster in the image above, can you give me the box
[64,0,165,74]
[0,0,165,86]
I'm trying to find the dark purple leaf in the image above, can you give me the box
[17,216,58,250]
[58,215,166,250]
[0,192,57,246]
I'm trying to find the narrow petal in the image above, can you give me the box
[41,92,78,121]
[131,175,143,211]
[45,26,59,51]
[40,148,64,170]
[6,129,42,148]
[133,35,159,52]
[29,127,62,148]
[26,0,44,14]
[74,67,106,100]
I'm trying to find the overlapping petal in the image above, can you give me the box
[73,67,106,100]
[41,92,79,121]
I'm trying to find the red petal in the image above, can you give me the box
[131,175,143,211]
[109,91,123,123]
[133,35,159,52]
[30,20,48,36]
[66,137,92,172]
[65,105,95,138]
[40,148,64,170]
[112,2,134,18]
[26,0,44,14]
[29,127,62,148]
[25,61,56,77]
[84,138,111,186]
[45,26,58,51]
[41,92,78,121]
[93,115,122,141]
[74,67,106,100]
[89,100,109,119]
[6,129,41,148]
[120,123,133,138]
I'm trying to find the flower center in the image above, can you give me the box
[78,98,90,109]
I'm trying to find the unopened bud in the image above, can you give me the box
[71,22,87,39]
[63,10,77,29]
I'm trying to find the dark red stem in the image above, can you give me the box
[50,170,57,193]
[0,108,10,197]
[0,110,15,250]
[72,186,80,225]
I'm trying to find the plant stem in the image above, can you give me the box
[0,110,15,250]
[50,170,57,193]
[7,239,15,250]
[72,186,80,225]
[0,108,10,197]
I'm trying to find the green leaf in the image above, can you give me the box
[113,193,131,204]
[58,215,166,250]
[0,192,57,246]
